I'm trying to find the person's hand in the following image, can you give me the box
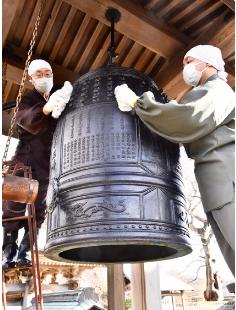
[114,84,139,111]
[51,103,67,119]
[43,81,73,116]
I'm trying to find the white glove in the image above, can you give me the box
[43,81,73,115]
[51,104,66,119]
[114,84,139,112]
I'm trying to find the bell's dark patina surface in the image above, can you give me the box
[44,65,192,263]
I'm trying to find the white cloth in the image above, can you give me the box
[184,45,227,81]
[44,81,73,118]
[114,84,139,111]
[51,102,67,119]
[28,59,52,76]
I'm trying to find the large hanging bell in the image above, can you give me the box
[44,65,192,263]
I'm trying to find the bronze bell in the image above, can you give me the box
[44,65,192,263]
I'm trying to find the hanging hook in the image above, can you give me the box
[105,8,121,64]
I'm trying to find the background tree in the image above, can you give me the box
[186,177,223,301]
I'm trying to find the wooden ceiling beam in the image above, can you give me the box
[166,1,201,25]
[219,34,235,60]
[36,0,62,55]
[114,36,133,66]
[144,0,159,10]
[20,0,42,50]
[2,110,18,138]
[74,22,105,73]
[64,0,190,59]
[3,0,21,46]
[134,49,153,72]
[178,1,223,32]
[192,6,229,39]
[208,18,235,47]
[155,15,235,99]
[90,32,112,70]
[121,42,143,68]
[220,0,235,12]
[63,15,91,68]
[144,54,161,75]
[5,64,33,89]
[158,0,182,19]
[50,6,76,62]
[3,81,14,104]
[4,44,78,87]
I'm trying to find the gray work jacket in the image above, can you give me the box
[135,75,235,212]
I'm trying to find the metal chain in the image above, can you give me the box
[2,0,46,174]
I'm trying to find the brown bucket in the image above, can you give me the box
[2,174,39,204]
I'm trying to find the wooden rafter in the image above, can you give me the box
[135,49,153,72]
[5,64,33,89]
[63,0,190,58]
[121,42,143,67]
[49,6,76,62]
[144,54,162,75]
[169,1,203,25]
[113,36,133,66]
[144,0,159,10]
[192,6,229,39]
[208,17,235,47]
[62,15,91,67]
[3,81,13,104]
[3,0,21,46]
[36,0,62,55]
[74,22,106,73]
[20,0,43,50]
[178,1,223,32]
[158,0,182,19]
[220,0,235,11]
[90,32,113,70]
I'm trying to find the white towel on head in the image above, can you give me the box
[184,45,227,81]
[28,59,52,76]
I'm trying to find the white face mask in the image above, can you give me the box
[33,77,53,94]
[183,62,207,87]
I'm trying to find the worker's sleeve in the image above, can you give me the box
[16,96,50,135]
[135,87,234,143]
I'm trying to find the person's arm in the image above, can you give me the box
[16,95,51,135]
[136,85,235,143]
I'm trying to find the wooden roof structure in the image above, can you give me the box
[2,0,235,136]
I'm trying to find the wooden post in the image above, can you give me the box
[172,294,176,310]
[144,262,162,310]
[2,272,7,310]
[107,264,125,310]
[130,264,146,310]
[22,284,30,309]
[181,290,185,310]
[130,262,162,310]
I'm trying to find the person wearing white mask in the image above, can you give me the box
[114,45,235,275]
[2,59,73,269]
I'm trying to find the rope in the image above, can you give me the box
[2,0,46,175]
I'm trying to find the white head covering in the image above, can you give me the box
[184,45,227,81]
[28,59,52,76]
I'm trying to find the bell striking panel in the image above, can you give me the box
[44,65,192,263]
